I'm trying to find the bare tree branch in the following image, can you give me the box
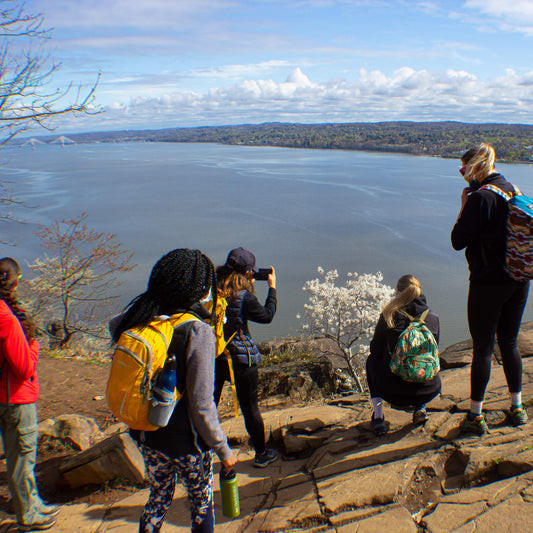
[26,213,137,349]
[0,1,101,230]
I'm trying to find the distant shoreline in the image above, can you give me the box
[15,121,533,164]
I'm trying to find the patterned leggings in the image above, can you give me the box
[139,445,214,533]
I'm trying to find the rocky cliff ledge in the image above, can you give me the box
[27,323,533,531]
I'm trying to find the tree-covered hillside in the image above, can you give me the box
[32,122,533,162]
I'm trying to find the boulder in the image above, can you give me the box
[439,321,533,369]
[59,432,145,488]
[281,427,330,455]
[38,414,104,451]
[439,339,472,369]
[258,357,337,400]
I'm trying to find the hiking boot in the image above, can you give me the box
[413,407,429,425]
[509,406,528,426]
[17,515,57,531]
[371,413,387,436]
[460,413,488,436]
[254,448,278,468]
[38,504,60,517]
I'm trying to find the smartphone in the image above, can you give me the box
[253,268,272,281]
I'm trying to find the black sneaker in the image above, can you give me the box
[254,448,278,468]
[413,407,429,425]
[17,515,57,531]
[371,413,387,436]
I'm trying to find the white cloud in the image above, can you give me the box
[52,66,533,133]
[464,0,533,35]
[193,61,295,80]
[36,0,234,29]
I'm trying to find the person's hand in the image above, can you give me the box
[456,187,471,221]
[267,266,276,289]
[461,187,471,207]
[222,452,238,472]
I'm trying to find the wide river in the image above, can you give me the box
[1,142,532,348]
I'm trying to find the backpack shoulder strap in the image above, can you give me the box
[168,316,200,396]
[481,183,513,201]
[417,309,430,323]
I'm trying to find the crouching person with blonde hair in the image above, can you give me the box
[366,274,441,435]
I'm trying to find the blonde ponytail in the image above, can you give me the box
[382,274,421,328]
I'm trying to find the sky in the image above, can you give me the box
[15,0,533,133]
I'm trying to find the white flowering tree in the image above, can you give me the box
[298,268,394,392]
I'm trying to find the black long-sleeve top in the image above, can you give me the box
[451,173,514,283]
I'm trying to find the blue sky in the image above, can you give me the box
[20,0,533,132]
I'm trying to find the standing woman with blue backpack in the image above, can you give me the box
[214,248,278,468]
[452,143,530,435]
[366,275,441,435]
[110,249,237,533]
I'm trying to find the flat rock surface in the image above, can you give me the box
[4,332,533,532]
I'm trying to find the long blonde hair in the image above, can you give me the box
[216,266,254,300]
[462,143,496,185]
[382,274,422,328]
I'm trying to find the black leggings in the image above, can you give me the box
[468,280,530,401]
[214,357,266,454]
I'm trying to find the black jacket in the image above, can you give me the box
[451,173,515,283]
[367,295,441,407]
[224,288,277,365]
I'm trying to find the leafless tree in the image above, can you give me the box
[26,213,136,350]
[0,0,100,146]
[0,1,100,228]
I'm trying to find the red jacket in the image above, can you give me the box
[0,300,39,404]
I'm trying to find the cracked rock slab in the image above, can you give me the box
[317,458,418,513]
[244,481,323,532]
[452,494,533,533]
[336,505,418,533]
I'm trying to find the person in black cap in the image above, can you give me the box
[214,247,278,467]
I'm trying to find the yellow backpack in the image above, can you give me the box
[204,296,241,417]
[204,296,234,356]
[106,313,198,431]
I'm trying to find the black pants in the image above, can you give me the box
[214,357,266,454]
[468,280,530,401]
[366,353,441,409]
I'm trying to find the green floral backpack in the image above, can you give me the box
[389,309,440,383]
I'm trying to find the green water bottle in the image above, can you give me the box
[220,467,240,518]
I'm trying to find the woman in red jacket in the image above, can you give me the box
[0,258,59,531]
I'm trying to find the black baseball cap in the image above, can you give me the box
[225,247,257,273]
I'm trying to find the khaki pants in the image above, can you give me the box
[0,402,45,525]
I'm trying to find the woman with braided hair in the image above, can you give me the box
[111,249,237,533]
[0,258,59,531]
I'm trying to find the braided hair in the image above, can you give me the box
[0,257,36,342]
[112,249,217,343]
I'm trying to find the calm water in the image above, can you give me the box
[1,142,532,348]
